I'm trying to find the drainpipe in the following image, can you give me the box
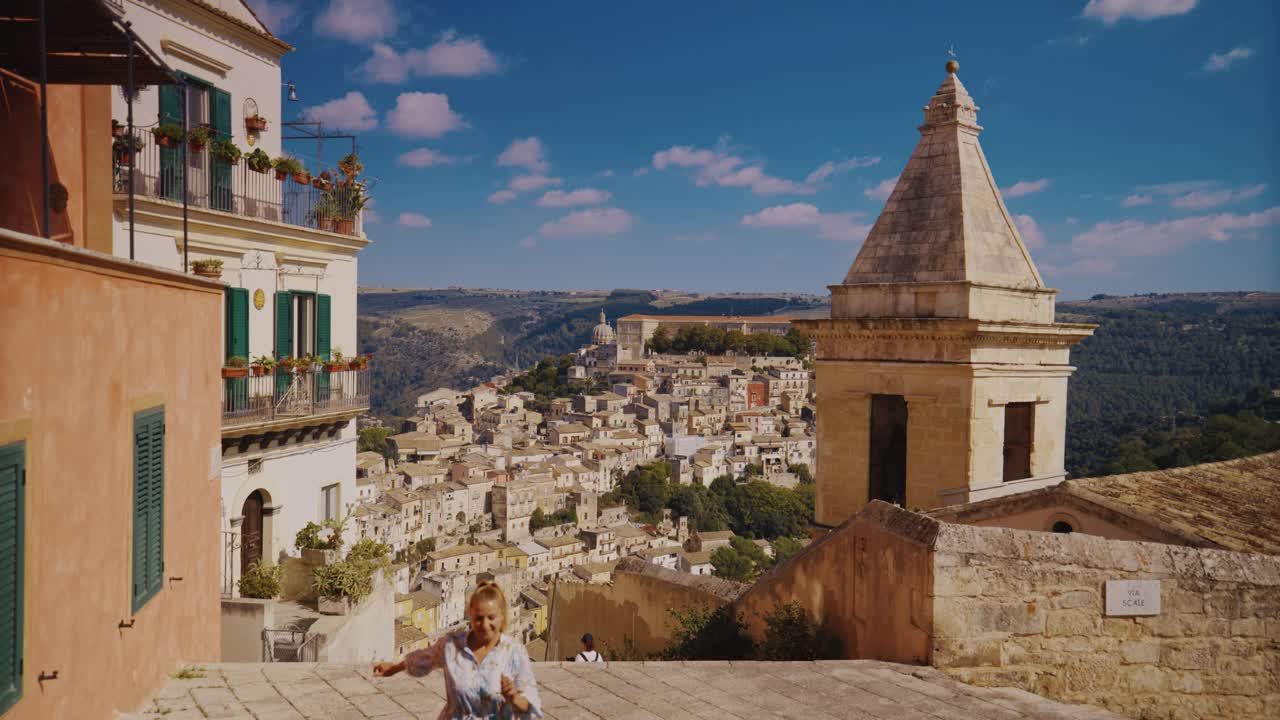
[38,0,49,238]
[126,23,135,259]
[181,80,189,272]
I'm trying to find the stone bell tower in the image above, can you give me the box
[797,59,1095,528]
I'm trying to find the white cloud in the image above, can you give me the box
[741,203,870,242]
[418,30,501,77]
[537,189,612,208]
[651,142,813,196]
[1012,214,1047,249]
[1083,0,1197,25]
[397,148,460,168]
[864,177,898,201]
[314,0,395,42]
[804,156,881,185]
[539,208,634,238]
[386,92,466,138]
[1065,217,1080,225]
[632,167,650,177]
[594,169,615,179]
[509,174,562,193]
[1203,47,1254,72]
[1122,194,1154,207]
[1070,206,1280,258]
[1135,180,1217,196]
[488,189,518,205]
[299,91,377,130]
[398,212,433,229]
[245,0,303,35]
[360,32,501,83]
[1046,33,1094,47]
[497,138,550,174]
[518,237,537,249]
[359,43,409,84]
[1170,183,1266,210]
[1002,178,1052,198]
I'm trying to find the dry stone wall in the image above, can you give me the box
[930,522,1280,720]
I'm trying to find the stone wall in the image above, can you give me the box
[220,598,274,662]
[930,521,1280,720]
[545,557,745,661]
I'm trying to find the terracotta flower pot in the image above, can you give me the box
[156,136,178,149]
[317,217,334,232]
[325,362,346,372]
[117,151,133,166]
[335,218,355,235]
[245,117,268,131]
[222,367,248,379]
[293,173,310,186]
[251,365,269,376]
[194,268,222,279]
[275,170,288,181]
[188,140,206,153]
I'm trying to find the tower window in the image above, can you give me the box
[1002,402,1034,482]
[1052,521,1074,534]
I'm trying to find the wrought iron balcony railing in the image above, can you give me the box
[222,366,370,429]
[114,129,364,236]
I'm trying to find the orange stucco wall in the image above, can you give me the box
[0,70,112,252]
[0,237,223,720]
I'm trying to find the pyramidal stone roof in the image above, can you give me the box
[844,63,1044,289]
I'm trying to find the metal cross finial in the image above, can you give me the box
[947,44,958,60]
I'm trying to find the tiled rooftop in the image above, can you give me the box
[126,660,1122,719]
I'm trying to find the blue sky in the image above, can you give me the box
[250,0,1278,300]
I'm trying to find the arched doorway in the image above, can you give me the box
[241,490,265,573]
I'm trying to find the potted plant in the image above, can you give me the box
[186,125,213,152]
[151,123,184,149]
[237,561,283,600]
[338,152,363,177]
[348,353,370,371]
[113,135,143,166]
[309,190,339,232]
[312,170,332,191]
[112,119,127,138]
[246,148,272,174]
[275,356,296,375]
[325,349,347,372]
[244,113,268,132]
[222,355,249,379]
[271,155,300,181]
[191,258,223,279]
[251,354,275,376]
[335,182,367,235]
[211,136,242,165]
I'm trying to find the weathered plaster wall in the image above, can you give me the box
[733,502,932,663]
[545,558,745,662]
[316,570,395,664]
[221,598,274,662]
[930,522,1280,720]
[0,233,224,720]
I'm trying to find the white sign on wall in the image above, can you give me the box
[1105,580,1161,616]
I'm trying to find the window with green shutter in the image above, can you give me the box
[132,408,165,614]
[0,442,25,715]
[210,87,232,211]
[275,291,293,399]
[316,294,332,400]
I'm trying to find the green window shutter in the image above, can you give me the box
[0,443,25,715]
[158,84,183,201]
[132,408,164,613]
[317,294,332,361]
[275,291,293,358]
[225,288,249,360]
[210,87,232,211]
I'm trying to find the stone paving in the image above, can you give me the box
[126,660,1124,719]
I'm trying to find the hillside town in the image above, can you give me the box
[354,310,818,654]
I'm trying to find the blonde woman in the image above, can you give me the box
[374,580,542,719]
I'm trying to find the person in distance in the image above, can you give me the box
[574,633,603,662]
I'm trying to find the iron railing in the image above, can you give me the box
[113,129,364,236]
[263,628,320,662]
[221,530,240,597]
[223,366,371,428]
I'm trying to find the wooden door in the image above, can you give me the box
[241,491,264,573]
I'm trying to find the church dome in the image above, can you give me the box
[591,310,615,345]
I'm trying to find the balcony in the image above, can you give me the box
[222,366,370,431]
[113,129,364,236]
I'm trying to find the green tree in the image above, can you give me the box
[660,604,754,661]
[358,426,391,454]
[710,545,753,582]
[759,601,817,661]
[771,536,805,565]
[788,463,814,484]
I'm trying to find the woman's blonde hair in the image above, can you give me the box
[469,579,508,631]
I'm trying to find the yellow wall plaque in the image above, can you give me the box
[253,288,266,310]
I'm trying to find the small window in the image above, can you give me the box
[1052,521,1074,534]
[0,442,26,714]
[132,407,165,613]
[247,458,263,475]
[322,484,339,521]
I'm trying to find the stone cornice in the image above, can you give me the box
[797,318,1096,349]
